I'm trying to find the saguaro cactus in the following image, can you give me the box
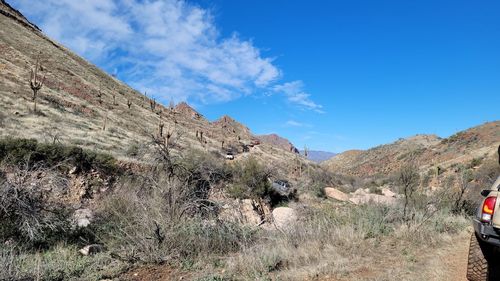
[158,120,165,137]
[29,55,45,112]
[127,99,132,109]
[150,98,157,111]
[97,84,103,105]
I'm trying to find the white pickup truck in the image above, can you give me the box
[467,147,500,281]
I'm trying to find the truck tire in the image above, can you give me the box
[467,233,493,281]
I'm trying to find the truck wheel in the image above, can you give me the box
[467,233,493,281]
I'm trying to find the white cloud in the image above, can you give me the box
[285,120,311,127]
[285,120,304,127]
[273,81,324,113]
[10,0,318,109]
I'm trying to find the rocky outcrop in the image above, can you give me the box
[348,188,397,205]
[324,187,349,202]
[272,207,297,229]
[174,102,205,120]
[211,115,253,142]
[256,134,299,154]
[324,187,398,206]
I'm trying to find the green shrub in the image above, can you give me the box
[0,138,117,174]
[228,157,272,200]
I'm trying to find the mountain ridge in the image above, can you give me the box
[323,122,500,177]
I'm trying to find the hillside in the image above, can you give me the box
[300,150,337,163]
[256,133,299,153]
[323,122,500,177]
[0,0,307,173]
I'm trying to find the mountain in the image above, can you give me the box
[323,122,500,177]
[0,1,306,171]
[300,150,337,163]
[256,134,299,154]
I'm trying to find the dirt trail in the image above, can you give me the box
[431,230,470,281]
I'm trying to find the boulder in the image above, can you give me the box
[381,187,396,198]
[349,193,397,205]
[353,188,367,195]
[272,207,297,229]
[73,208,93,228]
[218,199,263,226]
[79,244,104,256]
[324,187,349,202]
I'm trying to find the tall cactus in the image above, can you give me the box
[158,120,165,137]
[29,54,45,112]
[150,98,156,111]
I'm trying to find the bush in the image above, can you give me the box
[0,138,117,174]
[228,157,272,201]
[0,244,127,281]
[96,174,255,264]
[0,165,71,247]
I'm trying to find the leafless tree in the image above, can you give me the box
[397,164,420,221]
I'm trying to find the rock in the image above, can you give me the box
[272,207,297,229]
[79,244,104,256]
[218,199,263,226]
[73,208,93,228]
[68,166,78,175]
[349,193,397,205]
[381,187,396,197]
[324,187,349,202]
[353,188,367,195]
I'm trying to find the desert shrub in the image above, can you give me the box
[475,157,499,187]
[96,174,255,264]
[0,244,127,281]
[0,138,117,174]
[468,157,483,169]
[0,165,71,248]
[227,157,272,201]
[125,143,140,157]
[313,183,326,198]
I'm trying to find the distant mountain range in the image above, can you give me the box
[322,122,500,177]
[300,150,337,163]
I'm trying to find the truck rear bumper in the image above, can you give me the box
[473,218,500,247]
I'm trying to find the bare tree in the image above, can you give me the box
[397,164,420,221]
[29,54,45,112]
[453,168,473,213]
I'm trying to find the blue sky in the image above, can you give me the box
[10,0,500,152]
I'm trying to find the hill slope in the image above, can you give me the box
[0,1,306,171]
[323,122,500,177]
[300,150,337,163]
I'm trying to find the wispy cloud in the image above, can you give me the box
[273,81,324,113]
[285,120,311,127]
[11,0,320,109]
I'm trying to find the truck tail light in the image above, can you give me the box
[481,196,497,223]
